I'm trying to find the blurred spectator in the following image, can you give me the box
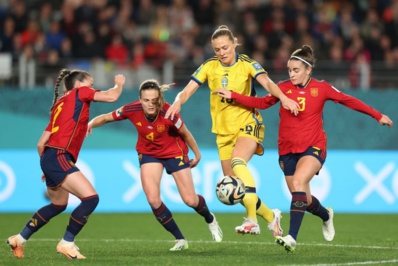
[1,0,398,89]
[105,34,129,66]
[0,17,15,52]
[76,31,104,59]
[215,0,238,29]
[20,19,41,47]
[45,20,66,51]
[384,0,398,48]
[59,37,73,61]
[38,2,54,33]
[168,0,195,38]
[9,0,28,33]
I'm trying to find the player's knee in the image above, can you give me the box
[291,179,306,191]
[147,197,162,209]
[182,195,197,207]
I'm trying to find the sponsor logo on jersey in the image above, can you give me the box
[136,122,142,126]
[310,88,318,97]
[286,90,292,94]
[157,125,165,133]
[252,63,262,71]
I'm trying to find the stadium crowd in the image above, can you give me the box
[0,0,397,89]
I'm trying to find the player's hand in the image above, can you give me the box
[189,157,201,168]
[280,95,299,116]
[114,74,126,88]
[165,102,181,120]
[214,88,232,99]
[86,122,94,136]
[379,114,393,127]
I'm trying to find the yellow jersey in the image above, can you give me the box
[191,53,265,134]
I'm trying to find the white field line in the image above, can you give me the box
[284,259,398,266]
[29,238,398,250]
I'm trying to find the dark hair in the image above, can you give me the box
[51,68,91,110]
[139,79,173,109]
[211,25,238,43]
[290,45,316,68]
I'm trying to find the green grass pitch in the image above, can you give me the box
[1,212,397,265]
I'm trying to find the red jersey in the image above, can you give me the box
[232,78,382,155]
[111,101,189,158]
[45,86,97,161]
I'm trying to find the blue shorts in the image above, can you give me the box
[278,146,326,176]
[40,148,80,188]
[138,154,190,174]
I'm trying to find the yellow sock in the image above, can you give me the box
[256,199,274,223]
[231,157,257,222]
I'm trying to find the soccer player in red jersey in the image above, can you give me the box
[7,69,126,259]
[215,45,393,252]
[87,79,223,251]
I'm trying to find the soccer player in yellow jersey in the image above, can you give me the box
[165,25,299,237]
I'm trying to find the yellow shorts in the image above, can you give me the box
[216,122,265,161]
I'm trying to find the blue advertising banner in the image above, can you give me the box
[0,149,397,213]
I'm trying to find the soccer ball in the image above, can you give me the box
[216,175,246,205]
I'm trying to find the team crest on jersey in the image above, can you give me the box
[221,76,228,88]
[116,107,123,117]
[310,88,318,97]
[252,63,262,71]
[157,125,165,133]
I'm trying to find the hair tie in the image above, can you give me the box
[290,56,312,67]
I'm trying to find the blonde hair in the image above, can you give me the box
[211,25,238,44]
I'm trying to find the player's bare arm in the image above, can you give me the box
[37,131,51,156]
[87,113,115,136]
[178,124,201,168]
[94,74,126,102]
[165,80,200,120]
[256,74,299,115]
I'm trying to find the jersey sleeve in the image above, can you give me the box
[111,105,128,121]
[247,59,267,79]
[231,92,279,110]
[326,84,383,121]
[172,114,184,131]
[191,63,208,85]
[77,86,97,102]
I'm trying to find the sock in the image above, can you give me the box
[306,195,330,221]
[152,202,184,239]
[232,157,257,222]
[20,203,67,240]
[255,198,274,223]
[64,195,99,242]
[193,195,213,223]
[288,191,307,240]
